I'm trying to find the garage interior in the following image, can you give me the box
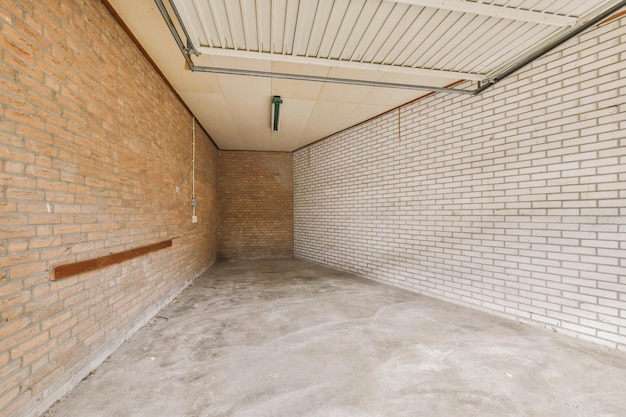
[1,1,626,416]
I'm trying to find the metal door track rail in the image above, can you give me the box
[155,0,626,96]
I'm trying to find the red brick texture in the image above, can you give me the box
[0,1,218,416]
[218,151,293,259]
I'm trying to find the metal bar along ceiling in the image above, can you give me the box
[156,0,626,95]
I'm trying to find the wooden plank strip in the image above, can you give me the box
[52,239,172,280]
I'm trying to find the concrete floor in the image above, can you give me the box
[45,258,626,417]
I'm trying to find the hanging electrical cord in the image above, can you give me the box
[191,116,197,223]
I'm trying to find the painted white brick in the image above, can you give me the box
[597,331,626,346]
[561,321,597,336]
[294,23,626,351]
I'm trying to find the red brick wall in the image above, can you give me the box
[0,1,218,416]
[218,151,293,259]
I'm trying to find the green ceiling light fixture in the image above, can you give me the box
[271,95,283,132]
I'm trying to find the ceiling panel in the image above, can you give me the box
[303,100,361,141]
[109,0,625,151]
[172,0,616,77]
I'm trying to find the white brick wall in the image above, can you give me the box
[294,19,626,350]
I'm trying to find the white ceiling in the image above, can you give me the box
[108,0,623,151]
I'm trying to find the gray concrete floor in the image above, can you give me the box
[45,258,626,417]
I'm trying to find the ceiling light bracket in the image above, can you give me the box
[271,96,283,132]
